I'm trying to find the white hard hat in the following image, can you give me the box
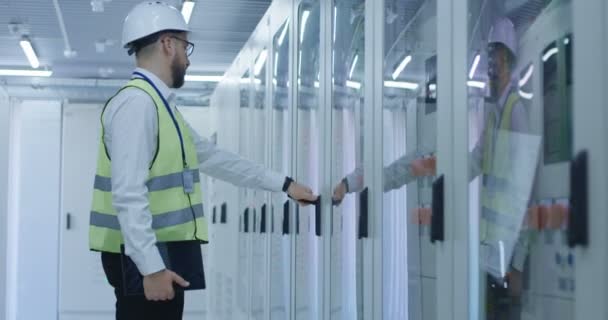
[488,17,517,56]
[122,1,189,48]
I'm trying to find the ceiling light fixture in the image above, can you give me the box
[300,10,310,44]
[185,75,223,82]
[181,1,195,24]
[384,80,418,90]
[542,47,558,62]
[19,38,40,69]
[469,54,481,79]
[0,68,52,77]
[392,55,412,80]
[278,20,289,46]
[254,49,268,76]
[349,54,359,79]
[467,80,486,89]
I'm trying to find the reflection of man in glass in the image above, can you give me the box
[332,17,529,316]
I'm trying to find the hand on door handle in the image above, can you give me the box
[286,180,317,206]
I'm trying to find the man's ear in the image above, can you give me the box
[158,34,174,56]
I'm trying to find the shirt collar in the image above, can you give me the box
[132,67,176,104]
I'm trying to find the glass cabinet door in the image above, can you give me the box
[382,1,438,319]
[466,1,574,319]
[296,1,322,319]
[270,19,292,320]
[329,0,366,319]
[237,70,252,319]
[251,47,269,320]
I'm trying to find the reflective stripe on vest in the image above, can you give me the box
[480,91,522,243]
[89,78,208,253]
[93,169,201,192]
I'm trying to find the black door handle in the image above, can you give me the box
[358,188,369,239]
[243,208,250,233]
[314,196,321,236]
[295,206,300,235]
[431,175,444,243]
[220,203,227,224]
[282,200,290,235]
[568,150,588,248]
[260,204,267,234]
[66,213,72,230]
[212,206,217,224]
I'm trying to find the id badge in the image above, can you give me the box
[183,170,194,194]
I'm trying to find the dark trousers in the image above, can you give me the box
[101,252,184,320]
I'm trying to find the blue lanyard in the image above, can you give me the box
[132,72,187,166]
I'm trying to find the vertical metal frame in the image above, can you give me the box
[573,1,608,319]
[449,1,471,320]
[368,0,383,319]
[320,0,333,319]
[289,2,300,320]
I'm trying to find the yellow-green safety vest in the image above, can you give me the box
[480,91,522,244]
[89,78,208,253]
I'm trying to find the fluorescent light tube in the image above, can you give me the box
[469,54,480,79]
[349,54,358,79]
[274,52,279,76]
[346,80,361,90]
[519,90,533,100]
[384,80,418,90]
[181,1,195,24]
[467,80,486,89]
[300,10,310,44]
[254,49,268,76]
[185,75,223,82]
[0,69,52,77]
[542,47,558,62]
[392,55,412,80]
[518,64,534,88]
[278,20,289,46]
[20,39,40,69]
[333,6,337,43]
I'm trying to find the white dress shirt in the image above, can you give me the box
[103,68,285,276]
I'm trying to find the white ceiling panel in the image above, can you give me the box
[0,0,272,104]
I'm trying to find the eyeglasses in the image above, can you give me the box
[170,36,195,57]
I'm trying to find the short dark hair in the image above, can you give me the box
[127,29,185,56]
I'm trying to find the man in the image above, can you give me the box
[332,18,531,313]
[89,2,316,319]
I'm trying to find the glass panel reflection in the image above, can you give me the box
[296,1,321,319]
[330,0,365,319]
[382,1,438,319]
[270,20,291,320]
[251,47,268,320]
[467,1,574,319]
[237,70,251,317]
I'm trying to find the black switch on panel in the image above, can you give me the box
[295,206,300,235]
[282,200,290,235]
[244,208,250,233]
[260,204,267,234]
[212,206,217,224]
[431,175,445,243]
[314,197,321,237]
[358,188,369,239]
[569,150,588,248]
[220,203,227,224]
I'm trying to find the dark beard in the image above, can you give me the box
[171,59,186,88]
